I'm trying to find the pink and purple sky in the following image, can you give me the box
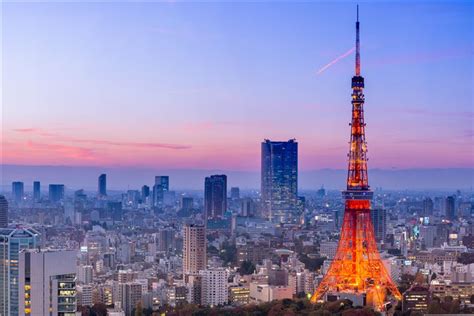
[2,2,473,172]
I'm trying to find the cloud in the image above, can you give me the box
[316,47,355,75]
[12,128,191,150]
[25,141,96,160]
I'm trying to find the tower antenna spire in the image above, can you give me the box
[355,5,361,76]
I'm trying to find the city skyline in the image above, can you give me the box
[2,2,473,171]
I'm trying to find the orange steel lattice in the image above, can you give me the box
[310,7,402,311]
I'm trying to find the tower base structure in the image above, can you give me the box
[310,198,402,311]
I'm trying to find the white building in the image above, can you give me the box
[200,268,228,307]
[77,265,93,284]
[77,284,93,307]
[249,282,293,303]
[19,249,77,316]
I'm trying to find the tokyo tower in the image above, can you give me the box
[310,6,402,310]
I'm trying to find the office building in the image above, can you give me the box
[445,196,455,220]
[19,249,77,316]
[0,228,40,316]
[204,175,227,220]
[78,265,94,284]
[230,187,240,200]
[153,176,169,208]
[402,285,430,313]
[141,185,150,203]
[33,181,41,201]
[371,208,387,243]
[49,184,65,202]
[422,197,433,216]
[118,282,142,316]
[98,174,107,197]
[0,196,8,228]
[240,198,256,217]
[261,139,298,223]
[200,268,229,307]
[183,224,206,275]
[180,197,193,211]
[12,181,24,203]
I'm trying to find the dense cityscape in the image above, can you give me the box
[1,2,473,316]
[1,157,474,315]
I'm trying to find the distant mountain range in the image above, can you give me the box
[1,164,472,192]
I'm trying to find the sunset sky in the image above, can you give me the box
[2,1,473,171]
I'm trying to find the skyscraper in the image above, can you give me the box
[49,184,65,202]
[0,228,40,316]
[371,208,387,243]
[153,176,169,208]
[0,196,8,228]
[12,182,24,203]
[33,181,40,201]
[204,175,227,220]
[445,196,455,220]
[19,249,77,316]
[183,224,206,275]
[422,197,434,216]
[261,139,298,223]
[98,174,107,197]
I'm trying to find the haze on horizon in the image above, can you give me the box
[2,1,473,172]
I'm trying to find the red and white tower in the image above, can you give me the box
[310,7,402,310]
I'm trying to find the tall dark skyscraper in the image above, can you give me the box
[12,182,24,203]
[445,196,455,220]
[49,184,65,202]
[153,176,169,208]
[33,181,40,201]
[141,185,150,202]
[204,175,227,220]
[261,139,298,223]
[98,174,107,197]
[371,208,387,242]
[0,196,8,228]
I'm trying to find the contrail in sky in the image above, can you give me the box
[316,47,355,75]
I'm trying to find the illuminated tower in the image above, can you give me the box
[310,7,402,310]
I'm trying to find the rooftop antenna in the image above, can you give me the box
[355,4,361,76]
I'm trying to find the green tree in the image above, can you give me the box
[135,301,143,316]
[238,260,256,275]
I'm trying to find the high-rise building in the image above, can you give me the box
[371,209,387,243]
[183,224,206,275]
[157,228,175,252]
[204,175,227,220]
[230,187,240,200]
[98,174,107,197]
[49,184,65,202]
[117,282,142,316]
[261,139,298,223]
[153,176,169,208]
[77,265,94,284]
[33,181,41,201]
[445,196,455,220]
[200,268,229,307]
[0,228,40,316]
[12,182,24,203]
[19,249,77,316]
[240,198,256,217]
[0,196,8,228]
[141,185,150,203]
[422,198,433,216]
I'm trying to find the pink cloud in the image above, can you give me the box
[12,128,191,150]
